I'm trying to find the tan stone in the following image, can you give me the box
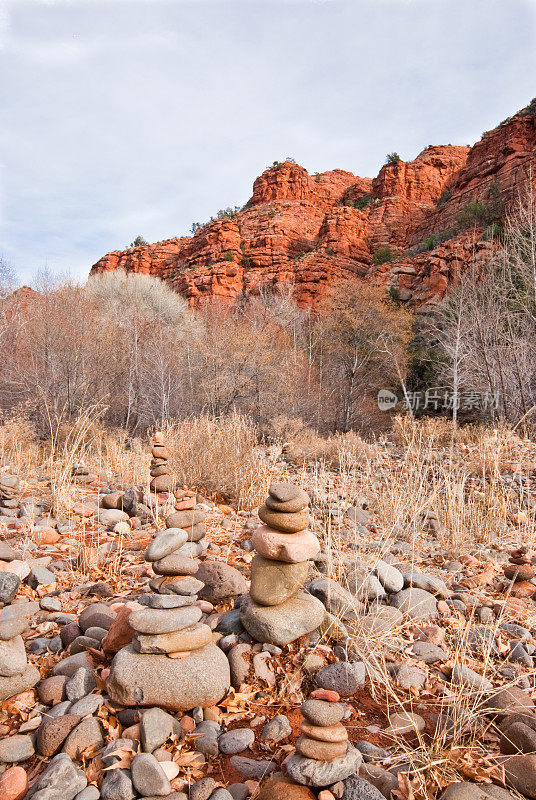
[250,555,309,606]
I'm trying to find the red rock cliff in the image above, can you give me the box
[90,102,536,307]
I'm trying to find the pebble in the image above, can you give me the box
[315,661,366,696]
[0,617,27,641]
[196,561,248,603]
[286,744,362,786]
[62,717,104,759]
[137,593,196,609]
[131,752,171,797]
[390,588,438,619]
[140,707,175,752]
[189,777,217,800]
[65,667,96,702]
[101,768,135,800]
[229,756,277,780]
[341,776,385,800]
[27,753,87,799]
[261,714,291,741]
[218,728,255,754]
[240,591,325,646]
[0,734,35,762]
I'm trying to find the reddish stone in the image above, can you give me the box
[504,564,535,582]
[72,504,95,517]
[258,777,316,800]
[102,601,142,654]
[0,766,28,800]
[310,689,340,702]
[175,497,196,511]
[510,581,536,599]
[32,528,60,545]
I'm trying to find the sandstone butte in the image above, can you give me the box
[90,102,536,308]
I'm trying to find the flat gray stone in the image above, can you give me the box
[218,728,254,754]
[342,775,386,800]
[240,590,325,646]
[315,661,366,696]
[0,733,35,762]
[0,634,27,677]
[0,616,28,640]
[374,561,404,593]
[127,605,202,634]
[390,588,438,619]
[0,572,20,606]
[26,753,87,800]
[228,756,277,780]
[0,663,40,701]
[137,593,196,609]
[101,768,135,800]
[145,529,188,562]
[107,643,230,711]
[286,743,362,786]
[140,707,175,752]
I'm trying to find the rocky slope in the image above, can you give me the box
[90,102,536,307]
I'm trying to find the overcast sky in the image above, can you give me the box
[1,0,536,284]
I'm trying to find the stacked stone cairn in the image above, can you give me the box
[0,575,40,702]
[107,506,230,710]
[286,689,362,787]
[0,473,19,512]
[240,483,325,646]
[149,431,174,493]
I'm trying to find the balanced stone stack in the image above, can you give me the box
[106,526,230,711]
[165,501,207,556]
[0,591,40,702]
[240,483,325,646]
[0,474,19,511]
[149,432,174,493]
[286,689,362,787]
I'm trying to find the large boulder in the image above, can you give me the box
[106,643,230,711]
[240,591,325,646]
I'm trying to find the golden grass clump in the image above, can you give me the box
[161,412,272,510]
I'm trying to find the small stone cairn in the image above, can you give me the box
[240,483,325,646]
[149,431,174,493]
[286,689,362,787]
[106,500,230,710]
[0,474,19,511]
[0,577,40,702]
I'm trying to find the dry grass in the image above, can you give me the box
[160,412,272,510]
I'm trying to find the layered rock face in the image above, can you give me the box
[91,104,536,306]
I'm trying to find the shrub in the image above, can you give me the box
[190,222,202,235]
[422,234,439,251]
[386,152,401,166]
[456,181,504,230]
[223,251,235,262]
[481,223,504,241]
[216,207,240,220]
[344,194,373,209]
[130,235,148,247]
[240,255,251,268]
[436,189,451,206]
[326,246,336,256]
[371,246,396,266]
